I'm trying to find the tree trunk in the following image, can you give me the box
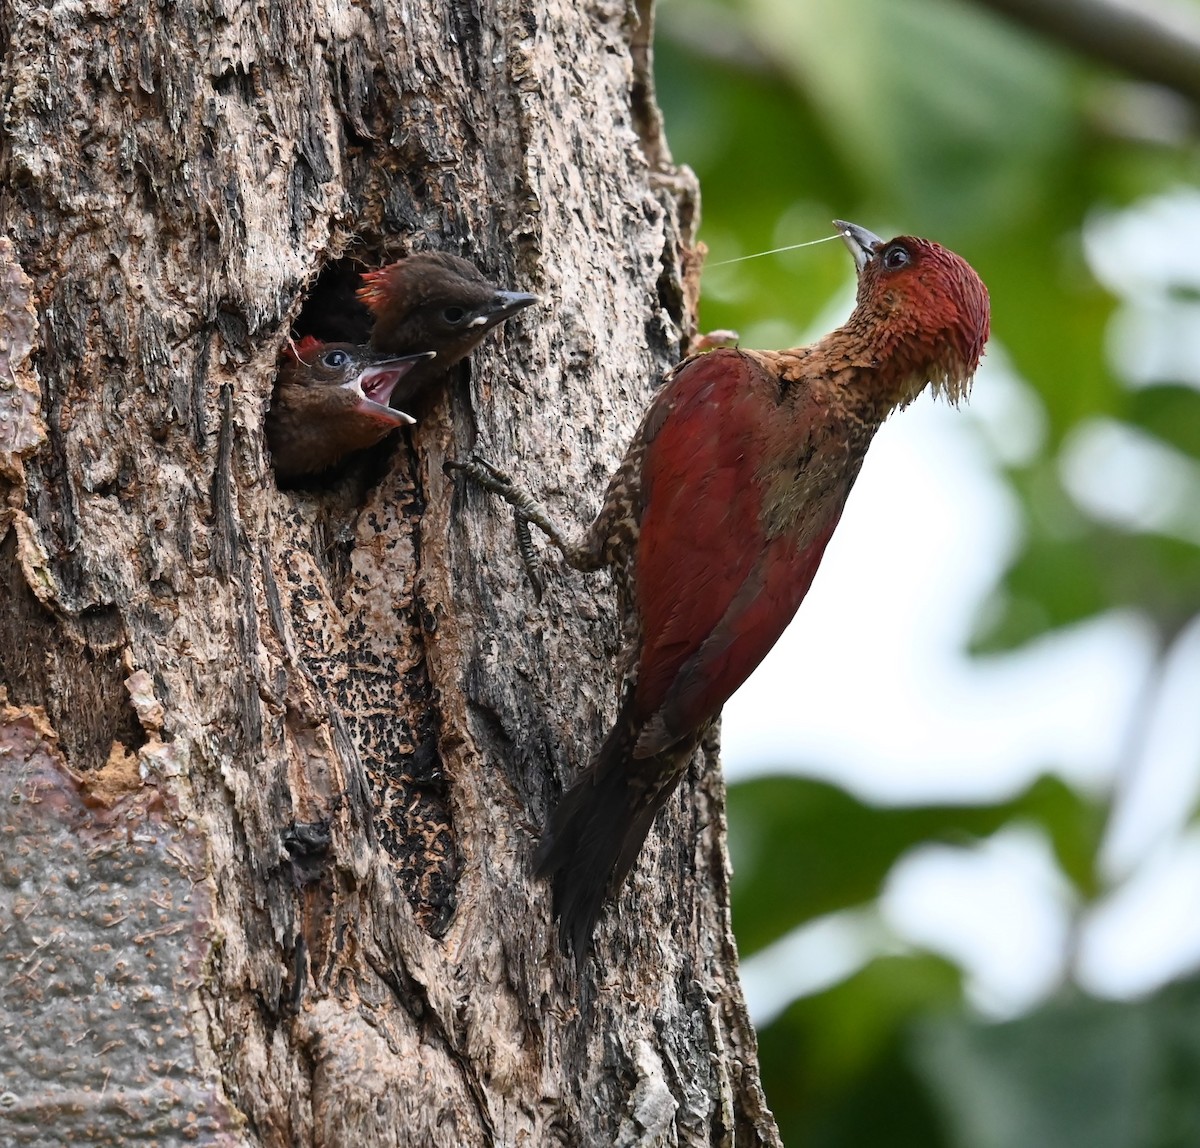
[0,0,779,1144]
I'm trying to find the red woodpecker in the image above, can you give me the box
[452,221,990,960]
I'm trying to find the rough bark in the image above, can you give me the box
[0,0,778,1145]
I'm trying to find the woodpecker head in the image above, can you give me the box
[836,220,990,405]
[281,337,434,426]
[267,338,439,479]
[358,251,538,366]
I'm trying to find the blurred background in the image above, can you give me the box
[653,0,1200,1142]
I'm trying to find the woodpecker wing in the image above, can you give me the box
[631,349,842,755]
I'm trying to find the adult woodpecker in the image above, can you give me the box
[452,221,990,960]
[266,338,432,479]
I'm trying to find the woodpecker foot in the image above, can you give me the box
[445,452,569,597]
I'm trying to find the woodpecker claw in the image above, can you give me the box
[514,517,545,602]
[459,452,513,486]
[445,452,562,595]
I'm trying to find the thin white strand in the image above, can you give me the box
[707,233,841,268]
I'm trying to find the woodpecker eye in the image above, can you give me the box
[441,306,467,324]
[322,349,351,368]
[881,244,910,271]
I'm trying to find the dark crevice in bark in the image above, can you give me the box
[283,818,340,1013]
[211,380,241,579]
[189,324,215,448]
[260,538,290,649]
[465,690,558,827]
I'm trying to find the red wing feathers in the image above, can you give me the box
[631,349,837,754]
[637,518,838,756]
[632,353,773,726]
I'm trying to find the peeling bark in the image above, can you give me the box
[0,1,779,1144]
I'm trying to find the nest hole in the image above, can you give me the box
[291,258,377,345]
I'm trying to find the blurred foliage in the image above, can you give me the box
[914,983,1200,1148]
[655,0,1200,1143]
[728,773,1104,953]
[760,954,961,1147]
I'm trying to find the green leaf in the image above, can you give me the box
[975,232,1121,443]
[975,518,1200,650]
[914,999,1153,1148]
[912,997,1155,1148]
[911,979,1200,1147]
[758,953,961,1148]
[735,0,1075,237]
[727,774,1103,953]
[1015,776,1106,900]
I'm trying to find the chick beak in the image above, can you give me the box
[345,351,434,425]
[468,290,540,332]
[833,220,886,273]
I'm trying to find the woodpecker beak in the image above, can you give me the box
[345,351,434,425]
[834,220,886,273]
[469,290,540,331]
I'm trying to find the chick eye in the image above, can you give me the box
[881,244,910,271]
[441,306,467,324]
[322,349,351,368]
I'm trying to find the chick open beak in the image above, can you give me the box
[834,220,886,273]
[345,351,434,426]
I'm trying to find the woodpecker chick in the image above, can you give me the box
[267,338,434,479]
[451,221,990,961]
[358,251,538,410]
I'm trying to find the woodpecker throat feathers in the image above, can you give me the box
[833,219,988,409]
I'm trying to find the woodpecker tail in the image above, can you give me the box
[534,696,694,964]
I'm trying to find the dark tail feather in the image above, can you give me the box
[534,701,679,964]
